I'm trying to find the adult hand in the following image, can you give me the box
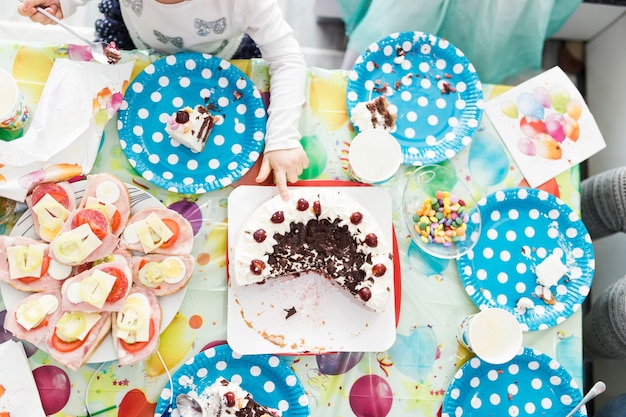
[18,0,64,24]
[256,148,309,201]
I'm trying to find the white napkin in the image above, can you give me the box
[0,340,46,417]
[0,58,133,202]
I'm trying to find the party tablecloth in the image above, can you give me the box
[0,41,584,417]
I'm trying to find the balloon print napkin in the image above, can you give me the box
[484,66,606,187]
[0,58,133,202]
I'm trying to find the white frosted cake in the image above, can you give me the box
[204,377,281,417]
[231,189,393,312]
[165,105,215,153]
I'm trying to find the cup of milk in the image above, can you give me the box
[457,308,523,364]
[0,69,30,136]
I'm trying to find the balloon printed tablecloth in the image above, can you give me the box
[0,41,584,417]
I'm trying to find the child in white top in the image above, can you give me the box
[18,0,309,200]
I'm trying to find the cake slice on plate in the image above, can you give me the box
[165,105,215,153]
[203,377,281,417]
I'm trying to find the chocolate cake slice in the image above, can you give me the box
[204,377,281,417]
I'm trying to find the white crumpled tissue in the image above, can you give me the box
[0,58,133,202]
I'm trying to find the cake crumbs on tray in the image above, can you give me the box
[284,306,297,319]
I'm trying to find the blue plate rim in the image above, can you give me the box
[346,31,484,166]
[154,343,310,416]
[117,52,266,194]
[456,187,595,331]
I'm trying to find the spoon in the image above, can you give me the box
[17,0,109,64]
[565,380,606,417]
[175,394,206,417]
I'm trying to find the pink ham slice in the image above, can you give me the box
[131,253,195,296]
[78,173,131,236]
[45,312,112,372]
[112,285,162,366]
[25,181,76,242]
[0,235,67,292]
[48,209,119,266]
[119,208,194,255]
[60,260,132,312]
[3,289,63,346]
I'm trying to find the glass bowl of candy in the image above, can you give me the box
[402,164,482,259]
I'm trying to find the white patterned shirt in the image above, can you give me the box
[61,0,306,151]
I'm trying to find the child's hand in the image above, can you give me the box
[18,0,64,23]
[256,148,309,201]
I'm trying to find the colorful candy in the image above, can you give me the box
[412,190,469,247]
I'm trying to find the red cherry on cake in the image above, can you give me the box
[223,391,236,407]
[253,229,267,242]
[372,264,386,277]
[350,212,363,225]
[358,287,372,302]
[364,233,378,247]
[296,198,309,211]
[313,201,322,217]
[250,259,266,275]
[271,211,285,223]
[175,110,189,124]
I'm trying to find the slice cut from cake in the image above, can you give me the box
[165,105,215,153]
[204,377,282,417]
[350,96,397,132]
[231,189,393,312]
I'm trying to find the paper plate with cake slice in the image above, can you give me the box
[154,343,310,417]
[226,185,398,355]
[346,31,484,166]
[117,52,266,194]
[456,187,595,331]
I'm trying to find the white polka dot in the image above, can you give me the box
[490,393,501,405]
[497,294,507,305]
[209,159,220,169]
[515,263,527,274]
[531,378,542,389]
[218,76,229,88]
[148,154,160,164]
[187,160,198,170]
[541,398,552,409]
[525,227,536,238]
[167,153,179,164]
[150,92,162,102]
[506,231,517,241]
[236,103,247,114]
[508,364,519,374]
[179,77,191,87]
[490,211,501,221]
[218,97,229,107]
[214,135,225,146]
[509,405,519,416]
[215,360,227,371]
[404,128,416,138]
[482,248,494,259]
[470,397,482,409]
[497,272,508,283]
[560,395,573,405]
[172,97,183,108]
[428,115,438,126]
[529,209,540,220]
[450,388,460,400]
[524,402,536,414]
[158,76,170,87]
[515,282,526,293]
[418,96,429,107]
[550,375,562,385]
[132,83,144,93]
[508,384,519,395]
[470,376,480,387]
[500,250,511,262]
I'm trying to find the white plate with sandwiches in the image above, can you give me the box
[0,179,187,364]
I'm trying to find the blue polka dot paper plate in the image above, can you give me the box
[442,348,586,416]
[154,343,310,416]
[346,31,484,166]
[118,52,266,194]
[457,188,595,331]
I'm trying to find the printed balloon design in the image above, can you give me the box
[501,85,583,161]
[316,352,364,375]
[388,325,438,381]
[168,199,203,235]
[349,374,393,417]
[32,365,71,414]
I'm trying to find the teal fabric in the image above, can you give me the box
[338,0,582,84]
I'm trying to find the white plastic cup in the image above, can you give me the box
[348,129,402,184]
[457,308,523,364]
[0,69,30,133]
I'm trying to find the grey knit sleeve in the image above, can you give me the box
[580,166,626,239]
